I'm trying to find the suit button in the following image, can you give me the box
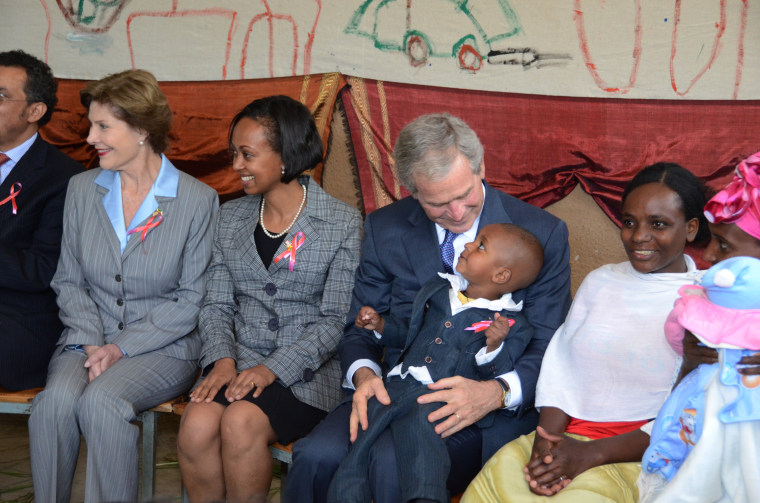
[424,356,432,363]
[264,283,277,296]
[444,321,452,328]
[115,274,122,282]
[268,318,279,331]
[303,368,314,382]
[116,298,124,306]
[118,322,124,330]
[434,337,443,344]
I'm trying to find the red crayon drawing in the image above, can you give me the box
[39,0,53,62]
[573,0,642,94]
[126,0,237,79]
[669,0,726,97]
[241,0,322,78]
[670,0,747,98]
[575,0,747,98]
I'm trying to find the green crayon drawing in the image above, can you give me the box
[345,0,521,72]
[76,0,121,25]
[57,0,132,33]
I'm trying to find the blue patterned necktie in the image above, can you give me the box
[440,229,458,274]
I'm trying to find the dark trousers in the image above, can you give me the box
[285,390,482,503]
[328,381,451,502]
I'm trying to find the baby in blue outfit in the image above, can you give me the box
[640,256,760,502]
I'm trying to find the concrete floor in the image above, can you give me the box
[0,413,282,502]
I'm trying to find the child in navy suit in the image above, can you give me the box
[327,223,544,503]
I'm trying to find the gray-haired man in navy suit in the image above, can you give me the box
[0,50,83,390]
[286,113,572,502]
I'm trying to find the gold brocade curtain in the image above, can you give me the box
[42,73,345,200]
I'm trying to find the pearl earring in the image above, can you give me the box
[281,165,285,176]
[139,140,144,146]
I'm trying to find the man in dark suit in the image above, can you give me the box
[286,113,572,502]
[0,50,84,391]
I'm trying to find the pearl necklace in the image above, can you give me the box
[259,184,307,239]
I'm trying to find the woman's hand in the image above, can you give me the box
[677,330,720,385]
[83,344,124,382]
[738,352,760,375]
[190,358,236,403]
[683,330,718,367]
[226,364,276,402]
[525,426,592,495]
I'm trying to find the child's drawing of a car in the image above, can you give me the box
[346,0,522,72]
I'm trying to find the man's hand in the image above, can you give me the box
[418,377,502,437]
[83,343,124,382]
[355,306,385,334]
[189,358,236,403]
[349,367,391,442]
[484,313,510,353]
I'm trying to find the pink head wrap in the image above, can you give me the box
[704,151,760,240]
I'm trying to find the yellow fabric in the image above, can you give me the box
[462,431,641,503]
[457,291,476,304]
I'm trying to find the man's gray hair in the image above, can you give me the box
[394,113,484,194]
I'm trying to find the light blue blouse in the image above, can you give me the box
[94,154,179,253]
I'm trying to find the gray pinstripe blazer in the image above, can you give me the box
[198,176,361,412]
[51,165,219,361]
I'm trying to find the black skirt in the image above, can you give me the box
[211,381,327,444]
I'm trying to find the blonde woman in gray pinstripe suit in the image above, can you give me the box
[177,96,361,503]
[28,70,219,503]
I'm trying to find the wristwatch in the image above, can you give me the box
[496,377,511,408]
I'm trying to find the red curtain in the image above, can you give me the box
[342,77,760,225]
[41,73,346,200]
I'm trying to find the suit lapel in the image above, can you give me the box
[234,196,267,275]
[478,182,512,230]
[401,204,442,288]
[396,276,449,366]
[269,178,319,274]
[0,136,46,222]
[93,183,124,265]
[121,194,175,261]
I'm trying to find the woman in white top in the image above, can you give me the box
[463,162,710,503]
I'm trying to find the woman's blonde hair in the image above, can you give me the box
[80,69,172,153]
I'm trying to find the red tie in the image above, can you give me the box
[0,153,9,167]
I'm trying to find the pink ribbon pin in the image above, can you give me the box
[0,182,22,214]
[127,208,163,244]
[274,231,305,271]
[465,318,515,333]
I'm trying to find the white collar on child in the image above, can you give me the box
[437,272,523,315]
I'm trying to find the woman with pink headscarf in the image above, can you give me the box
[680,151,760,379]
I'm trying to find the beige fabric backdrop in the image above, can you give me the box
[2,0,758,99]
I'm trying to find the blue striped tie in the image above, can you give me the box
[440,229,458,274]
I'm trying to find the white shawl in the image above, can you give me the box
[536,257,699,422]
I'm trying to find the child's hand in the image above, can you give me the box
[355,306,385,333]
[485,313,511,352]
